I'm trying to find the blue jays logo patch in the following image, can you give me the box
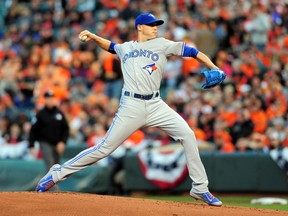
[143,63,158,75]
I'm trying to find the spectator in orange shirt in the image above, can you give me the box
[187,115,206,142]
[101,52,123,100]
[265,81,287,121]
[248,96,268,133]
[213,131,235,153]
[266,97,286,121]
[215,103,237,128]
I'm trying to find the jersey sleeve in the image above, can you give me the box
[114,43,124,59]
[108,42,116,54]
[161,38,185,56]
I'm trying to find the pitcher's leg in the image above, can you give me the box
[181,130,209,194]
[146,100,208,193]
[52,98,146,183]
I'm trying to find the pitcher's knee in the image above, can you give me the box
[97,142,117,158]
[177,130,196,143]
[185,129,196,139]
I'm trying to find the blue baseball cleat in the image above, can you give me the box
[36,168,55,192]
[190,191,222,206]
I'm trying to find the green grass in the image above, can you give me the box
[136,195,288,212]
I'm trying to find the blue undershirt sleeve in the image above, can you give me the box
[182,46,199,58]
[108,42,116,54]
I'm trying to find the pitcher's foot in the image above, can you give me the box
[190,191,222,206]
[36,164,59,192]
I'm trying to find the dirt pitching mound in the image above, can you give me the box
[0,192,287,216]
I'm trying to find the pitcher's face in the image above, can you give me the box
[138,24,158,40]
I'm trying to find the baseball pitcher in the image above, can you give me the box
[36,13,225,206]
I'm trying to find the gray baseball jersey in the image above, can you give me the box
[116,37,183,93]
[50,37,209,194]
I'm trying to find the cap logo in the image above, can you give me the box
[148,14,155,18]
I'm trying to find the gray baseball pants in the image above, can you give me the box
[51,94,209,193]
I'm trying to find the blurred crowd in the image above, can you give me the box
[0,0,288,159]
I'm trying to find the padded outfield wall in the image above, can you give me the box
[0,146,288,193]
[124,151,288,193]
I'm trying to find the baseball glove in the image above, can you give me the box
[200,68,226,89]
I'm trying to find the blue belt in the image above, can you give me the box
[124,91,159,100]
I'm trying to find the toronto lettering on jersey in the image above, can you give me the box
[122,49,159,63]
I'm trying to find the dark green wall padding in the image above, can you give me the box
[124,151,288,193]
[0,147,287,193]
[0,159,111,193]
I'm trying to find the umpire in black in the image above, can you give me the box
[29,90,69,174]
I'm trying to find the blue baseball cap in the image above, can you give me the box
[135,13,164,29]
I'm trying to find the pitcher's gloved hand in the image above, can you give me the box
[200,68,226,89]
